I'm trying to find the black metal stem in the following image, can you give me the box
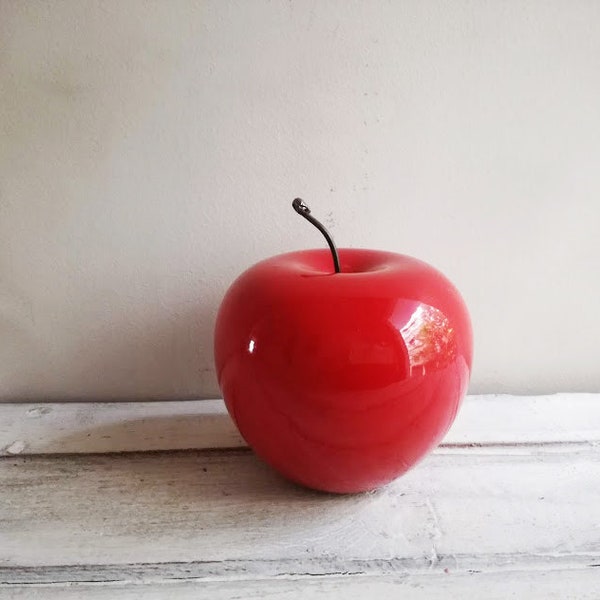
[292,198,341,274]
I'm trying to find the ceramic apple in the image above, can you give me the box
[214,199,473,493]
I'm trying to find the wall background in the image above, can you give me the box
[1,0,598,400]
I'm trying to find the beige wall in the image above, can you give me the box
[1,1,599,400]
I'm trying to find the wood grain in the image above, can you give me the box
[1,394,598,456]
[1,447,598,575]
[1,395,598,597]
[3,569,600,600]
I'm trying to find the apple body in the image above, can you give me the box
[214,248,472,493]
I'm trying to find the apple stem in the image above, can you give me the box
[292,198,341,274]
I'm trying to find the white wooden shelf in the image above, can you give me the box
[1,394,598,598]
[2,394,599,456]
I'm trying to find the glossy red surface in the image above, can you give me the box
[214,249,473,493]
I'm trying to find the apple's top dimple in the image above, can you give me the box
[267,248,417,277]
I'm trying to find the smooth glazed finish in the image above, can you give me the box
[214,249,473,493]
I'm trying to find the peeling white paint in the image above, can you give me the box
[4,440,26,455]
[26,407,52,418]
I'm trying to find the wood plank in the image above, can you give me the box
[2,568,600,600]
[1,394,598,456]
[0,400,245,456]
[1,446,598,576]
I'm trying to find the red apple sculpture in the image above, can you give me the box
[214,199,473,493]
